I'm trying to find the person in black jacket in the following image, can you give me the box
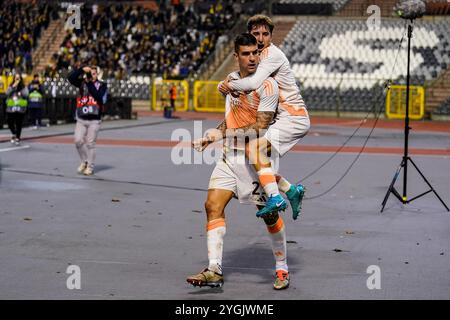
[28,74,45,129]
[67,65,107,176]
[6,74,29,146]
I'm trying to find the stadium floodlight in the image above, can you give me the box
[381,0,449,212]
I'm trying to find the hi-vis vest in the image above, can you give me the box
[28,90,43,108]
[6,92,28,113]
[76,83,101,118]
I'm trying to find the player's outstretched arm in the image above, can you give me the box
[192,120,227,152]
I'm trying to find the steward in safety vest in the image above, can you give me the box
[68,65,108,120]
[28,75,44,109]
[6,76,29,114]
[6,74,29,145]
[28,74,45,128]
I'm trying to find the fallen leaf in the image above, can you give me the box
[192,210,202,213]
[23,217,32,221]
[440,252,444,256]
[287,240,297,244]
[332,248,350,252]
[345,231,355,235]
[111,198,120,202]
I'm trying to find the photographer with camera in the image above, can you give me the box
[67,65,108,176]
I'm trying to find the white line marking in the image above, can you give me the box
[77,259,138,265]
[0,145,30,152]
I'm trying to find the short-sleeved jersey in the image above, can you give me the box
[228,43,307,118]
[225,71,278,129]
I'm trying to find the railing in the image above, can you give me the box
[33,18,63,73]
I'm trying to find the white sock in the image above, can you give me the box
[266,216,288,272]
[206,218,226,274]
[257,168,280,197]
[276,175,292,194]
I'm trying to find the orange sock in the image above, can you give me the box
[257,168,280,197]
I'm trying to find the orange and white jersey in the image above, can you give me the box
[225,71,279,129]
[228,43,307,118]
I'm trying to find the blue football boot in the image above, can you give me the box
[256,194,288,218]
[286,184,305,220]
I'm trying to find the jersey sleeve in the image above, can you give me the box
[257,78,279,113]
[228,48,284,92]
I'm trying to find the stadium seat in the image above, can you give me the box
[280,19,450,112]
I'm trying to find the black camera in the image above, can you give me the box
[394,0,426,20]
[86,72,93,79]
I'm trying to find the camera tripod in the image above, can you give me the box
[381,20,449,213]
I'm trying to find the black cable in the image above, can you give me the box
[299,23,408,200]
[305,100,384,200]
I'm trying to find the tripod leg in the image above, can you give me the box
[381,161,403,212]
[407,157,450,211]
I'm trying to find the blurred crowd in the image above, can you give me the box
[0,1,58,75]
[46,0,239,80]
[1,0,262,80]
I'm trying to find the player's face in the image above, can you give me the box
[250,25,272,51]
[235,45,259,77]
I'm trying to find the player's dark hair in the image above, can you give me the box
[234,33,257,53]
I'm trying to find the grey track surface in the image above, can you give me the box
[0,116,449,300]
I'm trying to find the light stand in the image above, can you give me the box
[381,20,449,213]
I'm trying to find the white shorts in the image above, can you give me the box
[264,115,310,157]
[208,150,269,206]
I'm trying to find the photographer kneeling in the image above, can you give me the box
[68,65,107,176]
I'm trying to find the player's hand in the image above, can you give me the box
[192,137,212,152]
[218,80,231,95]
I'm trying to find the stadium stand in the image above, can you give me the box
[275,0,350,13]
[46,1,239,80]
[280,18,450,113]
[0,1,58,74]
[1,0,450,117]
